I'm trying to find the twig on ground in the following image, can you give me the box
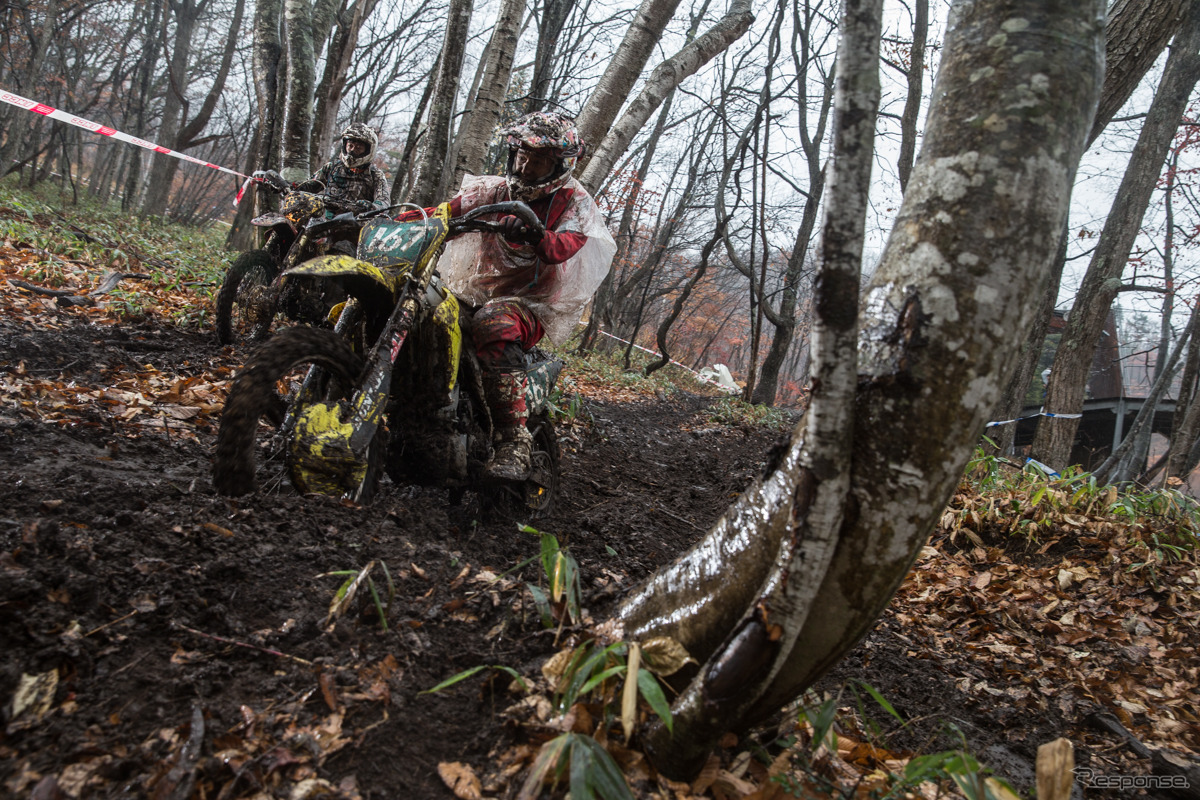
[172,621,313,666]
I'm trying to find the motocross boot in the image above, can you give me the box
[484,370,532,482]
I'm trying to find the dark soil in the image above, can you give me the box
[0,318,1138,798]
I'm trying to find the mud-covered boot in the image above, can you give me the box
[483,370,531,481]
[487,424,533,481]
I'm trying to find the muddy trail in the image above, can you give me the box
[1,315,1193,799]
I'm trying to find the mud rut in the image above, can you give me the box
[1,319,1077,798]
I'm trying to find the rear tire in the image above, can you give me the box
[478,412,560,520]
[524,413,560,516]
[213,327,362,496]
[215,250,279,346]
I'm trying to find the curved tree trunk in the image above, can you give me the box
[578,0,754,193]
[1031,7,1200,470]
[574,0,685,166]
[606,0,1103,779]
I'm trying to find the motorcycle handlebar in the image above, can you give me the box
[454,201,544,236]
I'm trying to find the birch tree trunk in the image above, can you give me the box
[451,0,525,187]
[1031,7,1200,470]
[578,0,754,192]
[603,0,1103,778]
[280,0,318,182]
[408,0,473,206]
[310,0,381,168]
[574,0,685,164]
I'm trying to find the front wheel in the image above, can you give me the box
[213,327,363,496]
[215,249,279,345]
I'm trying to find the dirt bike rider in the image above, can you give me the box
[306,122,391,212]
[399,112,615,481]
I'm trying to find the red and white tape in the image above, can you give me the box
[1,87,250,180]
[597,329,737,392]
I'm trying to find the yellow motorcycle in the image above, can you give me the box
[211,201,562,512]
[215,170,382,346]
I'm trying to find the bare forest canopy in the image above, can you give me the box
[4,0,1200,424]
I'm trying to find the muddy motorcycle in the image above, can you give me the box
[215,170,383,346]
[212,201,563,513]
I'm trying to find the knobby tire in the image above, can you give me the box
[215,250,279,346]
[213,327,363,496]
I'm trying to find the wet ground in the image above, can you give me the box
[1,315,1191,798]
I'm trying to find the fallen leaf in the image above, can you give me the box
[11,670,58,720]
[202,522,234,537]
[437,761,482,800]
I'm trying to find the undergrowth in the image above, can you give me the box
[0,178,227,326]
[949,444,1200,558]
[550,339,798,431]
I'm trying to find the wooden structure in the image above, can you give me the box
[1010,310,1178,470]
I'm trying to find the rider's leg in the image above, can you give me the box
[473,301,544,481]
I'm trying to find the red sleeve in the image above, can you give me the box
[531,188,587,263]
[536,230,588,263]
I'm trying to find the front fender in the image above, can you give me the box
[251,212,294,231]
[286,254,401,295]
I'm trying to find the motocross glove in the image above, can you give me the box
[498,215,545,246]
[354,199,377,213]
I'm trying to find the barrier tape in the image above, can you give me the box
[986,410,1083,428]
[1,87,251,181]
[596,330,737,393]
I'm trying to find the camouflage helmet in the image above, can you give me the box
[497,112,584,202]
[340,122,377,169]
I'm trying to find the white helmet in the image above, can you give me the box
[340,122,377,169]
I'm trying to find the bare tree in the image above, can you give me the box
[141,0,247,213]
[407,0,473,206]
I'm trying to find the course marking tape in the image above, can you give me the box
[1,87,250,180]
[986,410,1083,428]
[597,329,736,393]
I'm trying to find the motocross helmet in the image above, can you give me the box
[499,112,584,202]
[340,122,377,169]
